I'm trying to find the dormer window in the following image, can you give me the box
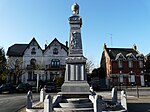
[53,48,58,55]
[31,48,36,55]
[126,53,136,68]
[116,53,125,68]
[128,60,133,68]
[139,60,143,68]
[118,59,123,68]
[136,54,144,68]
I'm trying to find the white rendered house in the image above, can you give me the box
[7,37,68,85]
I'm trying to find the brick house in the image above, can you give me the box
[100,43,146,88]
[145,53,150,86]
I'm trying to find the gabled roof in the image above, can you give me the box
[105,48,139,60]
[115,52,126,60]
[145,53,150,58]
[7,37,68,57]
[24,37,43,52]
[7,44,28,57]
[44,38,68,53]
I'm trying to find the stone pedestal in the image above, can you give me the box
[61,81,90,93]
[61,57,90,94]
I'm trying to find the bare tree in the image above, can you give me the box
[0,47,7,83]
[7,57,25,84]
[86,58,95,74]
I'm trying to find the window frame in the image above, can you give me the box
[139,60,144,68]
[31,47,36,55]
[51,59,60,68]
[53,48,58,55]
[128,60,133,68]
[118,59,123,68]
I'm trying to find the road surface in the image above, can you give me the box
[0,93,39,112]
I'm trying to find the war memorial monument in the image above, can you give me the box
[26,3,127,112]
[55,3,127,112]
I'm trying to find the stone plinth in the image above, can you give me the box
[61,81,90,93]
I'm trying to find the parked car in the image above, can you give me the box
[0,83,16,93]
[89,80,101,91]
[16,83,32,92]
[44,82,56,93]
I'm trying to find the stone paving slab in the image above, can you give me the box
[54,107,94,112]
[18,102,44,112]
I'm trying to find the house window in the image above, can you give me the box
[118,60,123,68]
[139,60,143,68]
[30,58,36,69]
[53,48,58,55]
[28,71,32,80]
[30,59,36,65]
[31,48,36,55]
[51,59,60,68]
[15,59,19,67]
[128,60,133,68]
[33,73,37,80]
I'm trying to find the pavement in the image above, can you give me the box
[18,102,44,112]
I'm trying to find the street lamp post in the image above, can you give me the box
[119,71,122,90]
[145,80,147,87]
[136,84,139,98]
[136,75,139,98]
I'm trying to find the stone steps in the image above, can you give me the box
[59,102,93,108]
[54,107,94,112]
[66,98,90,103]
[54,98,94,112]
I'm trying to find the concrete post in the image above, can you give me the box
[40,88,45,102]
[94,95,106,112]
[112,87,117,103]
[36,73,39,92]
[90,86,96,95]
[26,91,32,109]
[121,90,127,110]
[44,95,53,112]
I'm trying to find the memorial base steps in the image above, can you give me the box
[54,97,94,112]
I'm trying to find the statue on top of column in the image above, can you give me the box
[71,3,79,15]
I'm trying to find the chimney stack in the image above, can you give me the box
[132,44,137,50]
[45,44,47,49]
[66,41,68,47]
[103,43,107,50]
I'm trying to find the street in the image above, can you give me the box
[0,93,39,112]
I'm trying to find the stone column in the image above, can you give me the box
[40,88,46,102]
[94,95,106,112]
[26,91,32,109]
[112,87,118,103]
[36,73,39,92]
[44,95,53,112]
[121,90,127,110]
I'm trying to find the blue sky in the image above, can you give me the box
[0,0,150,67]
